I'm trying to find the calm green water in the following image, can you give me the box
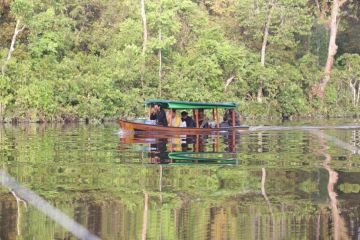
[1,122,360,240]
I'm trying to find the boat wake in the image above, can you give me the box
[115,128,134,136]
[249,125,360,155]
[249,125,360,131]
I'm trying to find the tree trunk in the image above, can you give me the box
[350,79,356,106]
[158,29,162,97]
[1,19,25,75]
[258,0,274,103]
[315,0,321,15]
[140,0,147,97]
[0,103,4,121]
[314,0,327,19]
[253,0,259,13]
[257,87,263,103]
[261,167,273,216]
[224,75,235,92]
[312,0,345,99]
[314,131,348,240]
[356,80,360,106]
[260,0,273,66]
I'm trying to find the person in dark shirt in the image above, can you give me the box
[181,111,195,128]
[150,104,168,126]
[222,109,240,126]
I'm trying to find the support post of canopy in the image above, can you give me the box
[195,109,199,128]
[215,108,219,128]
[232,131,236,153]
[169,108,172,127]
[212,109,215,122]
[196,134,199,152]
[148,106,151,119]
[232,110,235,127]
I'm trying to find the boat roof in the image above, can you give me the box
[145,99,237,109]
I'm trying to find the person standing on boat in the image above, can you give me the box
[150,103,168,126]
[181,111,195,128]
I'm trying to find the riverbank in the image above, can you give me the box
[1,101,359,124]
[2,115,360,127]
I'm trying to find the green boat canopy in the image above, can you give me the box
[145,99,237,109]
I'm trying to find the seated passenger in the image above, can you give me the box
[167,109,181,127]
[181,111,195,128]
[220,114,231,127]
[222,109,240,126]
[198,109,209,128]
[150,103,168,126]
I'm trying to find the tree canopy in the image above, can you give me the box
[0,0,359,122]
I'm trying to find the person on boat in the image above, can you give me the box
[167,109,181,127]
[150,103,168,126]
[198,109,209,128]
[220,114,230,127]
[181,111,195,128]
[222,109,240,126]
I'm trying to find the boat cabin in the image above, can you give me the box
[118,99,247,133]
[145,99,239,128]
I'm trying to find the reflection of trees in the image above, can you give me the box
[0,192,17,240]
[0,165,27,238]
[141,191,148,240]
[261,168,272,215]
[314,130,348,240]
[260,167,275,240]
[10,190,27,236]
[324,155,348,240]
[2,124,360,239]
[1,160,354,239]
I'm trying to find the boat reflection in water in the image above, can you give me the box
[119,131,240,165]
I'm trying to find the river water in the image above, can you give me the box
[1,120,360,239]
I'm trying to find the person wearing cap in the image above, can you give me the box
[180,111,195,128]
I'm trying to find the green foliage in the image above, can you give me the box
[28,8,72,57]
[309,23,329,66]
[15,79,55,118]
[339,183,360,193]
[299,179,318,193]
[0,0,359,121]
[0,75,13,119]
[10,0,34,21]
[330,53,360,112]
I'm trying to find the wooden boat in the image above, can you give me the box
[118,99,249,133]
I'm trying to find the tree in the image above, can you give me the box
[1,0,32,75]
[140,0,148,97]
[334,53,360,107]
[235,0,312,104]
[310,0,349,99]
[258,0,274,102]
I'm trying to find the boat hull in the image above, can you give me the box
[118,119,249,133]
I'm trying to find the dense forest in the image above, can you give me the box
[0,0,360,122]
